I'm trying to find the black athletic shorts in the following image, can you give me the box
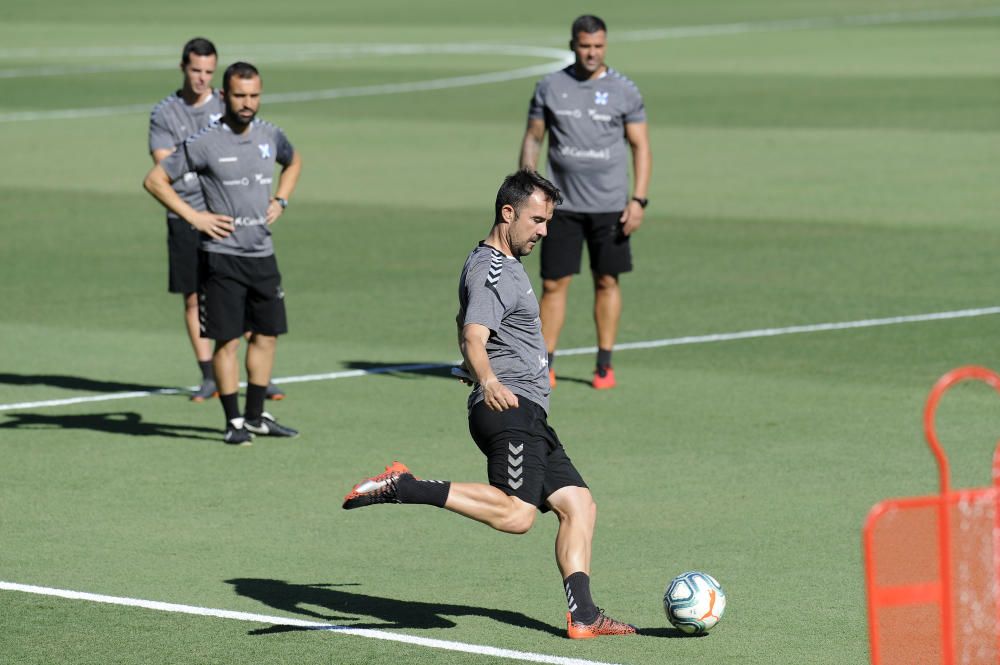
[468,399,587,512]
[540,209,632,280]
[198,251,287,341]
[166,214,201,294]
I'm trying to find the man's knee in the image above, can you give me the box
[496,499,538,534]
[592,273,619,291]
[542,276,572,297]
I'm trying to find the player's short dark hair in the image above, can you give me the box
[181,38,217,65]
[223,62,260,91]
[571,15,607,41]
[494,170,562,224]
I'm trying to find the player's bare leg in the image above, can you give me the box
[547,485,595,577]
[213,337,242,396]
[185,292,217,401]
[541,275,573,386]
[547,485,635,638]
[244,330,285,400]
[444,483,537,534]
[214,337,253,444]
[244,333,297,437]
[591,272,621,389]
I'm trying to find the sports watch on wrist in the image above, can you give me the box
[632,196,649,209]
[274,197,288,209]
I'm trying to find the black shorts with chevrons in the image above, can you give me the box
[468,399,587,512]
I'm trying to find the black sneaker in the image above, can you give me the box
[224,418,253,446]
[191,378,218,402]
[244,411,299,438]
[265,382,286,400]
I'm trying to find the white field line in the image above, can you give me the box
[2,306,999,413]
[0,581,622,665]
[2,7,997,121]
[0,44,571,122]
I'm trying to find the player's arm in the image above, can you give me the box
[460,323,519,411]
[267,150,302,224]
[519,118,546,171]
[150,148,174,166]
[142,163,234,239]
[620,121,652,236]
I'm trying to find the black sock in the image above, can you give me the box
[548,352,555,370]
[596,348,612,370]
[395,474,451,507]
[244,383,267,422]
[220,392,240,424]
[198,360,214,381]
[565,572,598,623]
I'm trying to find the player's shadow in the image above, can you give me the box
[343,361,457,381]
[0,372,173,394]
[0,411,219,441]
[636,626,709,638]
[225,578,563,637]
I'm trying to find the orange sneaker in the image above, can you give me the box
[592,366,616,390]
[566,609,637,639]
[549,368,557,388]
[342,461,410,510]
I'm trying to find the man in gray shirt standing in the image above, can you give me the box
[148,37,225,401]
[341,170,637,639]
[144,62,302,445]
[520,15,653,390]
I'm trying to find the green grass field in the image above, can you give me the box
[2,1,1000,663]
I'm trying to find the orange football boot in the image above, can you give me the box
[342,461,410,509]
[566,609,637,639]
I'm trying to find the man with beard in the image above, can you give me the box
[342,170,637,639]
[144,62,302,445]
[519,15,652,390]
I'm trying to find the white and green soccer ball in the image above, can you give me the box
[663,571,726,634]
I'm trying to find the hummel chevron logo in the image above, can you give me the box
[507,442,524,489]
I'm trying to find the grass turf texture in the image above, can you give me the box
[2,1,1000,663]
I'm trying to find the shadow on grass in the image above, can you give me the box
[0,411,219,440]
[225,578,563,637]
[0,372,176,394]
[343,361,459,381]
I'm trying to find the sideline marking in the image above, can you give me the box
[2,306,999,413]
[0,581,621,665]
[1,7,997,121]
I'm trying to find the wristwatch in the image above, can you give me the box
[631,196,649,209]
[274,197,288,209]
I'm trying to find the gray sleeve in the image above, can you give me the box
[148,108,176,153]
[624,83,646,125]
[462,264,508,333]
[160,141,201,183]
[275,128,294,166]
[527,81,546,120]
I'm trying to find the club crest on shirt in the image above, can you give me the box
[594,90,609,105]
[258,143,271,159]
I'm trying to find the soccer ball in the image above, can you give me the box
[663,571,726,634]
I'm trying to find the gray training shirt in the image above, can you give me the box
[459,243,550,414]
[528,66,645,213]
[148,91,225,214]
[160,118,295,257]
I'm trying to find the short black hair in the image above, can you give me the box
[181,37,217,65]
[494,169,562,224]
[223,61,260,91]
[571,15,607,41]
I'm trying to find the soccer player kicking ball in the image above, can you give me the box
[343,170,636,639]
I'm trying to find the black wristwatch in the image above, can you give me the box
[274,197,288,209]
[632,196,649,209]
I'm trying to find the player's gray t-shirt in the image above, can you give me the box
[160,118,294,257]
[459,243,550,414]
[528,66,645,213]
[148,91,225,215]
